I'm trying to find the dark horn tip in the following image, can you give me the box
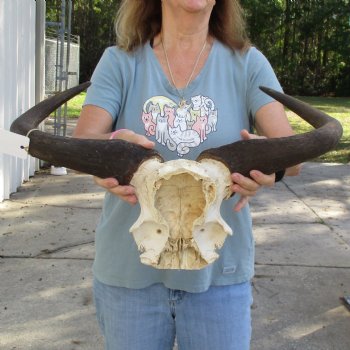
[80,81,91,89]
[10,82,92,135]
[259,86,284,99]
[259,86,271,93]
[199,86,343,179]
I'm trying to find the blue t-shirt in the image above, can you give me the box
[84,40,282,292]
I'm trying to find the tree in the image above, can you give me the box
[46,0,120,82]
[241,0,350,96]
[72,0,120,81]
[47,0,350,96]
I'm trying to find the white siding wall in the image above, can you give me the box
[0,0,37,201]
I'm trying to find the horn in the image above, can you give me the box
[197,87,343,177]
[10,82,162,185]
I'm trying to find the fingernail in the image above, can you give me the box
[107,179,118,187]
[233,173,241,181]
[232,185,240,193]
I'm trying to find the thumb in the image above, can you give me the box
[240,129,250,140]
[139,138,155,149]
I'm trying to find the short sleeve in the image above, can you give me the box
[246,48,283,118]
[83,47,123,122]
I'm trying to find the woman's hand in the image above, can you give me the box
[94,176,139,205]
[94,129,155,205]
[231,130,275,212]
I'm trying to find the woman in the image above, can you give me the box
[73,1,300,349]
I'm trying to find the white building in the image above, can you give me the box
[0,0,46,201]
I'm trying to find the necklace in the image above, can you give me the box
[161,33,207,108]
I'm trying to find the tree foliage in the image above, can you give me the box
[242,0,350,96]
[46,0,120,82]
[47,0,350,96]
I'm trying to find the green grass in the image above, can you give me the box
[66,92,86,118]
[65,92,349,164]
[286,96,349,164]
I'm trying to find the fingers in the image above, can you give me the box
[249,170,275,187]
[230,173,257,212]
[98,128,153,205]
[231,130,277,211]
[240,129,251,140]
[94,176,119,189]
[231,170,275,212]
[112,129,155,149]
[125,131,155,149]
[239,129,275,185]
[93,176,138,205]
[231,173,258,197]
[233,196,249,212]
[240,129,266,140]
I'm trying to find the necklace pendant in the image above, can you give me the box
[178,98,186,108]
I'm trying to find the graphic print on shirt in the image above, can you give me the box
[141,95,218,157]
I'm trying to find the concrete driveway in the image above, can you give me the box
[0,162,349,350]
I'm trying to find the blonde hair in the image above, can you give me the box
[115,0,250,52]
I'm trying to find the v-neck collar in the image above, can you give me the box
[146,39,217,97]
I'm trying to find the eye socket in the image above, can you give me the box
[157,229,162,234]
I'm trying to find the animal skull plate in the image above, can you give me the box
[130,158,232,269]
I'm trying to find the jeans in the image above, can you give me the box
[93,278,252,350]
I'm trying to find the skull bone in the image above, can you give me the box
[130,158,233,270]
